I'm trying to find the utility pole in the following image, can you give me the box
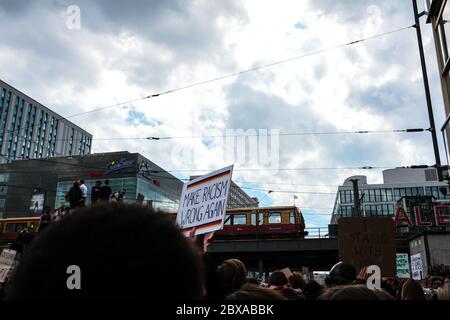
[350,179,361,217]
[412,0,443,180]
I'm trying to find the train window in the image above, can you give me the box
[268,212,281,224]
[224,214,232,225]
[289,212,296,224]
[233,214,247,225]
[251,213,256,226]
[5,223,27,232]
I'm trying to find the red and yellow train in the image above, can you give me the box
[0,217,41,244]
[169,205,307,239]
[0,206,307,244]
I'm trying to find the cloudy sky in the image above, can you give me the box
[0,0,445,228]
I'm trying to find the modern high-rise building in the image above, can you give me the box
[189,175,258,209]
[330,167,450,224]
[0,79,92,163]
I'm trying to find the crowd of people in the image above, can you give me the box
[0,202,449,300]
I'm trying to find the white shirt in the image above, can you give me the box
[80,184,88,198]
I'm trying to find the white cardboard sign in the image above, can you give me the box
[176,165,233,236]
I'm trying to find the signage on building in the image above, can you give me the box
[410,253,423,280]
[105,159,135,175]
[393,205,450,227]
[138,161,153,177]
[176,165,233,236]
[29,193,45,214]
[396,253,411,279]
[338,217,396,277]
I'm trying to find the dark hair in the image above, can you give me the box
[373,289,395,300]
[226,284,286,300]
[7,203,204,299]
[217,259,247,296]
[80,180,84,184]
[246,278,260,285]
[104,180,109,185]
[401,279,425,300]
[289,273,306,290]
[325,262,356,287]
[303,280,323,300]
[319,285,380,300]
[268,271,288,287]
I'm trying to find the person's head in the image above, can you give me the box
[104,180,109,185]
[445,277,450,285]
[319,285,380,300]
[80,180,84,184]
[289,272,306,290]
[59,202,65,209]
[44,206,51,214]
[226,284,286,300]
[7,203,204,299]
[268,271,288,287]
[73,181,79,188]
[430,276,443,289]
[373,289,395,300]
[95,181,101,187]
[437,283,450,300]
[401,279,425,300]
[303,280,323,300]
[381,279,397,298]
[136,193,145,203]
[325,262,356,287]
[217,259,247,296]
[246,278,259,286]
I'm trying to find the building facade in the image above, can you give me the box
[189,175,258,209]
[0,79,92,163]
[330,167,450,224]
[425,1,450,162]
[227,181,259,209]
[0,151,183,218]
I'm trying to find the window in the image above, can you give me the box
[0,198,5,208]
[289,212,296,224]
[0,174,9,183]
[250,212,264,226]
[438,2,450,67]
[339,190,353,204]
[5,223,27,233]
[268,212,281,224]
[224,214,232,225]
[233,214,247,225]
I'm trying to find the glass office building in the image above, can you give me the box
[0,151,183,217]
[0,79,92,163]
[330,167,450,224]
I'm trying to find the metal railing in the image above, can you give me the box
[304,227,330,239]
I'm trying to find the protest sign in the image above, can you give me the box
[176,165,233,236]
[411,253,423,280]
[0,249,17,283]
[338,217,396,277]
[396,253,411,279]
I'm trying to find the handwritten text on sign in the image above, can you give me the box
[177,165,233,236]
